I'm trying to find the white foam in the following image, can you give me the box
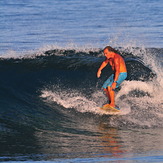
[41,89,99,113]
[40,87,131,116]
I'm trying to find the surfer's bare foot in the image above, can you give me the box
[103,104,110,107]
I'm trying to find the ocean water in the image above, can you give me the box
[0,0,163,162]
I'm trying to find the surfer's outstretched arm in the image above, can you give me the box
[97,59,109,78]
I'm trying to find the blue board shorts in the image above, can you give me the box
[102,72,127,89]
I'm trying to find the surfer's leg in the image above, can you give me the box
[107,73,127,107]
[104,88,111,103]
[102,74,114,103]
[107,86,115,107]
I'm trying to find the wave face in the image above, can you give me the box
[0,47,163,159]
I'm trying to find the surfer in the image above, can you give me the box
[97,46,127,108]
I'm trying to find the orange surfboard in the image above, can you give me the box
[99,104,120,115]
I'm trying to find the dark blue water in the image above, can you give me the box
[0,0,163,162]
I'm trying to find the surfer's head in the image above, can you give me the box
[103,46,117,53]
[103,46,117,59]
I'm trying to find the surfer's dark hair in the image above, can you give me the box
[103,46,118,53]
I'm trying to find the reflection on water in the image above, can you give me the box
[98,121,163,157]
[98,123,126,157]
[33,117,163,161]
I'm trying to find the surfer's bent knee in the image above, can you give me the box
[107,86,115,91]
[103,86,115,92]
